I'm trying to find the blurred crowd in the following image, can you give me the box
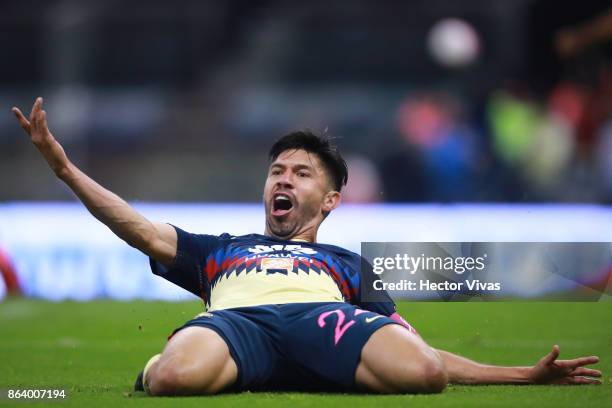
[0,0,610,203]
[358,72,612,203]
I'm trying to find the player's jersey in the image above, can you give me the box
[150,226,396,316]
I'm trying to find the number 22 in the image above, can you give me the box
[317,309,366,345]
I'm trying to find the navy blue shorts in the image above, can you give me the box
[173,302,397,391]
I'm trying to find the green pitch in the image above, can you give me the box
[1,300,610,407]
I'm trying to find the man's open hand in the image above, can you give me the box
[12,97,70,176]
[529,345,601,385]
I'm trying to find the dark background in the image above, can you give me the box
[1,0,610,203]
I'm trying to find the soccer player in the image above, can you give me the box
[12,98,602,395]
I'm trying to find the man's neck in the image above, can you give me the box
[264,225,318,243]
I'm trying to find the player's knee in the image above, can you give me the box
[147,362,187,396]
[413,355,447,394]
[147,360,217,396]
[394,350,447,394]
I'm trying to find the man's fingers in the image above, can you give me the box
[29,97,42,122]
[40,110,49,132]
[33,98,45,131]
[560,356,600,369]
[543,345,560,365]
[570,367,602,378]
[13,97,51,141]
[33,108,45,132]
[566,376,602,385]
[11,107,31,132]
[574,356,599,367]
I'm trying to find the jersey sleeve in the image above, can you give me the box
[149,225,223,298]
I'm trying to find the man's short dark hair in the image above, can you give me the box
[269,130,348,191]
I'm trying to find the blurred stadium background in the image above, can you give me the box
[0,0,611,301]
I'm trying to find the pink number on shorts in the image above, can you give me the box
[317,309,356,345]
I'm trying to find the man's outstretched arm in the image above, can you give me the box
[437,345,601,385]
[12,97,176,265]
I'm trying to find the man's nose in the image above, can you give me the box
[276,172,294,188]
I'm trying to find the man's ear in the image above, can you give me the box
[322,190,341,213]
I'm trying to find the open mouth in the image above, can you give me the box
[272,193,294,217]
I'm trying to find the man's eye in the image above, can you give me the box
[271,170,281,176]
[298,172,309,177]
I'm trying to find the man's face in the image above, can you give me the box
[263,149,337,239]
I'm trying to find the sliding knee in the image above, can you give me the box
[147,360,218,396]
[413,355,448,393]
[394,351,448,394]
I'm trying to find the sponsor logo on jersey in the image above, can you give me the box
[261,258,294,270]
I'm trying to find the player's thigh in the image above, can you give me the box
[148,326,238,395]
[356,324,447,394]
[283,303,397,390]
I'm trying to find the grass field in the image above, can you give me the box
[1,300,610,407]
